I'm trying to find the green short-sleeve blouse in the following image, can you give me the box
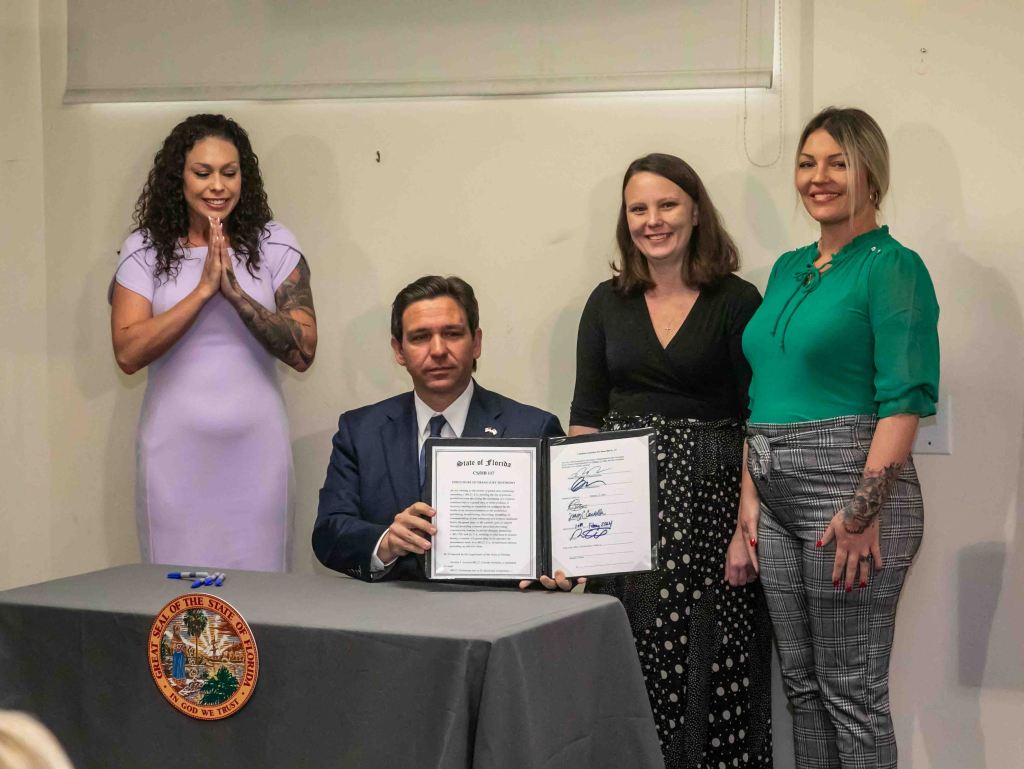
[742,226,940,424]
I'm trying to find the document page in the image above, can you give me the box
[548,432,654,577]
[428,445,537,580]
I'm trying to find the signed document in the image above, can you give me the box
[548,430,656,577]
[424,430,656,581]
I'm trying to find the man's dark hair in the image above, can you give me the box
[390,274,480,351]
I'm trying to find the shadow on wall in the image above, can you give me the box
[957,397,1024,695]
[266,130,406,398]
[938,255,1024,769]
[543,301,589,426]
[539,168,620,424]
[888,122,1024,768]
[282,255,409,576]
[290,428,335,574]
[740,167,795,258]
[263,131,410,573]
[958,534,1024,692]
[83,142,149,570]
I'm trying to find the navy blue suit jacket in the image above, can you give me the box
[313,383,563,581]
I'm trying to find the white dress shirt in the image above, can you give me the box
[370,380,475,576]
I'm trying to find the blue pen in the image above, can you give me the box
[167,571,209,580]
[215,573,226,587]
[203,575,216,586]
[191,578,205,588]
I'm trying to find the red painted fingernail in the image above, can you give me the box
[815,540,824,548]
[833,580,840,588]
[845,585,853,593]
[859,580,867,589]
[750,538,757,546]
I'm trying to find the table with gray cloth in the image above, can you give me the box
[0,564,662,769]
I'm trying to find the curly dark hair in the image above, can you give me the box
[612,153,739,294]
[131,114,273,280]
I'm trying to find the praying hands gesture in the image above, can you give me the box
[208,216,318,372]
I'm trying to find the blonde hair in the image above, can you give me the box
[797,107,890,216]
[0,712,74,769]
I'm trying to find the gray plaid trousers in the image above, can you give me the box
[746,415,923,769]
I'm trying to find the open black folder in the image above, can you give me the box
[423,428,658,581]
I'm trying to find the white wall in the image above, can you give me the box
[0,0,52,587]
[1,1,1021,766]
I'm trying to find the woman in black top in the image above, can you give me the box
[571,153,773,769]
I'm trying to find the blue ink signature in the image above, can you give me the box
[568,508,604,522]
[570,521,613,541]
[568,465,606,492]
[567,497,606,523]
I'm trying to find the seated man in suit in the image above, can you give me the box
[314,275,570,587]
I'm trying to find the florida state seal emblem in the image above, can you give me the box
[148,594,259,720]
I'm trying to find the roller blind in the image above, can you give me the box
[65,0,775,103]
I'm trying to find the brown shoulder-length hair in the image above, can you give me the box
[612,153,739,294]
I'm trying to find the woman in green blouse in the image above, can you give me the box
[726,107,939,769]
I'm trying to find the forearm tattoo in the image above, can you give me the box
[841,463,902,534]
[228,258,316,370]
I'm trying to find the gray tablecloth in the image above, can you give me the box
[0,565,661,769]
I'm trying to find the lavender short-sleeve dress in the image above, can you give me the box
[110,221,302,572]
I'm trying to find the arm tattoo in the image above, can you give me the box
[841,463,902,534]
[229,257,317,370]
[275,258,315,317]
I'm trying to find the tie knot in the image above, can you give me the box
[428,414,447,438]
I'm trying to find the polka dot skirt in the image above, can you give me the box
[595,414,774,769]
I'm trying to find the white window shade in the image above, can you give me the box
[65,1,775,104]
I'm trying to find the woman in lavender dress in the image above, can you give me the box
[109,114,317,571]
